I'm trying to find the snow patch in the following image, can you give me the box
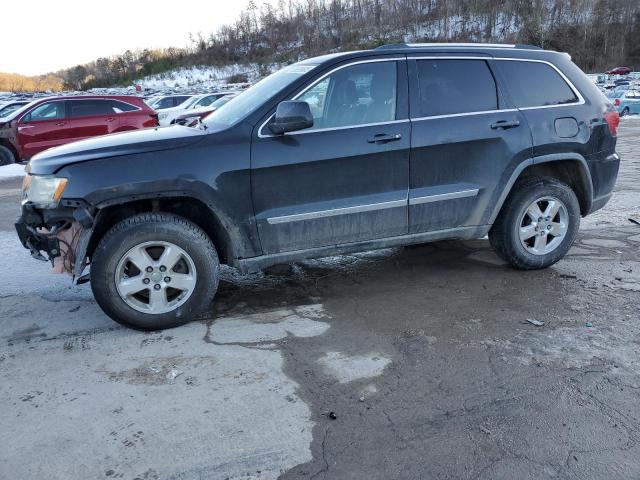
[318,351,391,384]
[137,63,278,90]
[0,231,91,300]
[0,163,25,178]
[209,305,330,344]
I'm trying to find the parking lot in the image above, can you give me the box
[0,118,638,479]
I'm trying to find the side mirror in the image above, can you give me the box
[269,101,313,135]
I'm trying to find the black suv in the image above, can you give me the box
[16,43,620,330]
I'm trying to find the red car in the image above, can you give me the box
[606,66,632,75]
[0,96,158,165]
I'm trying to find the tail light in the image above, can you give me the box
[604,105,620,136]
[150,113,159,126]
[614,98,621,106]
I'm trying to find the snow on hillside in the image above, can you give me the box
[137,63,274,90]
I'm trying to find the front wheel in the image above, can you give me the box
[489,176,580,270]
[0,145,15,166]
[91,213,219,330]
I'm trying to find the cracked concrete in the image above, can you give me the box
[1,118,640,479]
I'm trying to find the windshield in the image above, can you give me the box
[1,100,36,120]
[0,103,26,117]
[182,96,200,109]
[205,63,317,128]
[211,95,234,108]
[606,91,622,99]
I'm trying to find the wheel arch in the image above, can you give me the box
[86,194,236,267]
[490,154,593,224]
[0,139,18,162]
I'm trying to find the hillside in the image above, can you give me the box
[0,72,63,92]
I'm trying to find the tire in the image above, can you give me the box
[621,107,630,117]
[489,176,580,270]
[91,213,219,330]
[0,145,15,166]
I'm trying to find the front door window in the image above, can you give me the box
[296,61,397,130]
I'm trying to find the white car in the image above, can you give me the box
[147,95,194,112]
[157,93,231,126]
[170,94,239,126]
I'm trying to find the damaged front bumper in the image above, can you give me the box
[15,201,95,278]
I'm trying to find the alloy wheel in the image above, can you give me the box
[114,241,197,314]
[518,196,569,255]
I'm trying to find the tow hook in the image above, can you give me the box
[26,238,49,262]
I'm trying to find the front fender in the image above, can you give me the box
[56,126,260,260]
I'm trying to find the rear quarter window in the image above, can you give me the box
[416,59,498,117]
[495,61,579,108]
[110,100,139,113]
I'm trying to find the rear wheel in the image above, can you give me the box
[91,213,219,330]
[489,176,580,270]
[621,107,630,117]
[0,145,15,166]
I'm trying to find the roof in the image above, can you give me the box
[296,43,558,70]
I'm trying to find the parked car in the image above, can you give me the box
[146,95,193,111]
[0,100,30,118]
[17,43,619,330]
[606,67,632,75]
[157,93,232,126]
[607,89,640,116]
[0,96,158,165]
[170,94,238,126]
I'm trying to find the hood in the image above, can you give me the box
[29,125,206,175]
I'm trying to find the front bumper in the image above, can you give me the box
[15,201,95,274]
[15,219,60,262]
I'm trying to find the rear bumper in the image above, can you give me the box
[586,152,620,215]
[588,192,614,214]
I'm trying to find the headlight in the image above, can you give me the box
[22,175,68,208]
[158,112,168,120]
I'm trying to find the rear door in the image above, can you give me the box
[17,100,70,158]
[490,59,587,156]
[408,56,532,232]
[251,57,411,254]
[67,99,118,141]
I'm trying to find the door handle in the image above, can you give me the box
[490,120,520,130]
[55,122,66,127]
[106,117,116,122]
[367,133,402,144]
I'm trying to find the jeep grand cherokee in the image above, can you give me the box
[16,43,620,330]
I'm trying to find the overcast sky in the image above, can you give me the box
[2,0,266,76]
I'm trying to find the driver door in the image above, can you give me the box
[251,58,410,255]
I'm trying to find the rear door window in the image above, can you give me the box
[172,96,191,107]
[70,100,113,118]
[415,59,498,117]
[154,97,175,110]
[495,61,578,108]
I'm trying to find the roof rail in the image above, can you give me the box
[375,42,542,50]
